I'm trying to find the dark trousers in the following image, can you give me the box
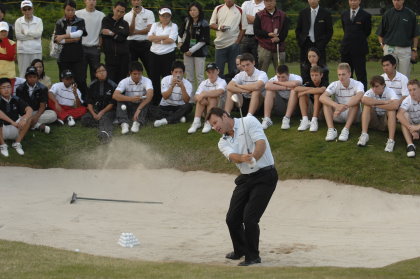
[82,46,101,82]
[57,61,87,103]
[116,102,149,125]
[299,38,327,76]
[151,103,193,123]
[240,36,259,66]
[129,40,152,76]
[105,54,129,85]
[226,167,278,261]
[341,51,367,91]
[149,51,176,106]
[81,110,115,136]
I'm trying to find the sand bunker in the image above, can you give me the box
[1,166,420,268]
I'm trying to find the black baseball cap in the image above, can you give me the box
[205,63,219,71]
[25,66,38,77]
[61,69,73,79]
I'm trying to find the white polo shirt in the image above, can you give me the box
[232,68,268,98]
[160,75,193,106]
[196,77,227,95]
[325,78,364,105]
[364,87,399,116]
[50,82,83,106]
[241,0,265,35]
[210,4,248,49]
[148,22,178,55]
[116,76,153,100]
[400,96,420,124]
[381,72,409,99]
[218,116,274,174]
[75,9,105,46]
[124,7,155,41]
[268,74,302,99]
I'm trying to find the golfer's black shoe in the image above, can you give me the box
[238,257,261,266]
[225,251,244,260]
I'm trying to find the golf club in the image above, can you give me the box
[274,28,280,66]
[70,192,163,204]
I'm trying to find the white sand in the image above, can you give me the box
[1,166,420,268]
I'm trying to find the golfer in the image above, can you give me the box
[207,107,278,266]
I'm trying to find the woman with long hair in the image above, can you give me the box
[301,47,329,84]
[31,59,51,88]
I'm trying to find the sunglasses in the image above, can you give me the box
[22,7,32,11]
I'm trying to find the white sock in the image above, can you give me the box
[246,113,253,117]
[283,116,290,120]
[311,117,318,121]
[302,116,308,121]
[193,117,201,124]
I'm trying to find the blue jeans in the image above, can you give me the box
[215,43,240,78]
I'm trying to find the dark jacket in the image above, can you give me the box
[101,14,129,57]
[295,6,333,49]
[341,8,371,55]
[55,16,87,63]
[0,96,28,124]
[87,78,117,112]
[178,18,210,57]
[254,8,289,52]
[15,81,48,111]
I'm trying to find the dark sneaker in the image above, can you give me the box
[407,144,416,158]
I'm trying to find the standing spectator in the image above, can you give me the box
[178,2,210,93]
[101,2,129,85]
[377,0,419,78]
[124,0,155,76]
[15,1,43,78]
[76,0,105,84]
[0,21,16,79]
[240,0,265,66]
[54,0,88,101]
[147,7,178,106]
[31,59,52,89]
[254,0,289,73]
[0,4,14,40]
[340,0,371,90]
[301,47,329,84]
[295,0,333,75]
[210,0,247,78]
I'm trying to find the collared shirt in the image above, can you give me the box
[116,76,153,100]
[195,77,227,95]
[241,0,265,35]
[364,87,399,116]
[124,7,155,41]
[160,75,193,106]
[148,22,178,55]
[381,71,409,99]
[14,15,43,54]
[350,7,360,19]
[15,81,48,111]
[308,5,319,42]
[49,82,83,107]
[268,73,303,99]
[325,78,364,104]
[232,68,268,98]
[400,96,420,124]
[0,95,28,123]
[218,116,274,174]
[75,9,105,46]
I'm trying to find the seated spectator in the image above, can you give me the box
[188,63,227,134]
[223,54,243,84]
[397,79,420,158]
[81,64,117,143]
[0,4,14,40]
[262,64,302,129]
[380,54,409,103]
[320,63,364,142]
[15,66,57,134]
[0,78,32,157]
[113,61,153,134]
[0,22,16,79]
[224,53,267,116]
[153,61,193,127]
[31,59,51,88]
[48,69,86,126]
[358,76,399,151]
[301,47,329,84]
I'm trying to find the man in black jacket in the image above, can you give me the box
[295,0,333,74]
[101,1,129,84]
[340,0,371,90]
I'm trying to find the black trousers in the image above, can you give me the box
[341,51,367,91]
[151,103,193,123]
[57,61,87,103]
[240,36,259,66]
[105,53,129,85]
[129,40,152,76]
[299,38,327,76]
[226,167,278,261]
[82,46,101,82]
[149,51,175,106]
[81,110,115,136]
[116,102,149,126]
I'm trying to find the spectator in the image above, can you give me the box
[147,7,178,106]
[0,22,16,79]
[210,0,247,78]
[76,0,105,84]
[295,0,333,75]
[16,66,57,134]
[0,4,14,40]
[340,0,371,90]
[0,78,32,157]
[301,47,329,84]
[31,59,52,89]
[380,54,409,102]
[153,61,193,128]
[54,0,88,101]
[124,0,154,76]
[178,2,210,94]
[188,63,227,134]
[377,0,419,78]
[101,1,130,85]
[254,0,289,73]
[81,64,117,143]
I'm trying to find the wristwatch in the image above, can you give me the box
[412,48,418,52]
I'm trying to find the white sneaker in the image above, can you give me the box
[357,133,369,147]
[338,128,350,142]
[309,119,318,132]
[281,117,290,129]
[67,116,75,127]
[188,121,201,134]
[180,116,186,123]
[384,139,395,152]
[43,125,50,134]
[154,118,168,127]
[12,142,24,156]
[325,128,337,141]
[202,121,212,134]
[297,118,310,131]
[57,119,64,125]
[261,117,273,129]
[121,123,129,134]
[0,144,8,157]
[131,121,140,133]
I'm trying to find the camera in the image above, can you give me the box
[177,76,182,81]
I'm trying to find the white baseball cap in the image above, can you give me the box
[159,8,172,15]
[0,22,9,32]
[21,0,33,9]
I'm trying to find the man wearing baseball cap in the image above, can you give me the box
[0,21,17,79]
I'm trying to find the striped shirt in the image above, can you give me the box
[364,87,399,116]
[400,96,420,124]
[49,82,83,107]
[196,77,227,95]
[381,72,409,99]
[160,75,193,106]
[232,68,268,98]
[326,78,364,105]
[116,76,153,102]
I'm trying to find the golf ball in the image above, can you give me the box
[75,249,80,252]
[121,105,127,111]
